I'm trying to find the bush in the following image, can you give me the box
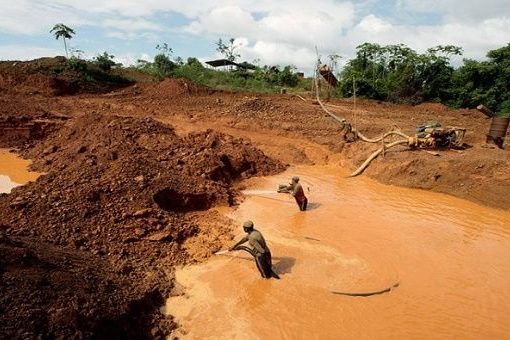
[67,56,88,73]
[94,52,116,72]
[153,54,176,78]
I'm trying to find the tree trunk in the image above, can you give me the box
[63,38,68,58]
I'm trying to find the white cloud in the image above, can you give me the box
[184,2,355,48]
[0,1,90,34]
[184,6,258,36]
[0,1,508,73]
[240,41,317,67]
[357,15,392,33]
[105,31,161,41]
[113,52,152,66]
[0,45,60,61]
[398,0,510,22]
[341,16,510,60]
[102,19,164,32]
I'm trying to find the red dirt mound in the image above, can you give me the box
[0,57,132,96]
[144,78,215,97]
[0,113,286,338]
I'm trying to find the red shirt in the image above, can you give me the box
[292,183,306,202]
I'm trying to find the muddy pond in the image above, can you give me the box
[166,165,510,339]
[0,149,40,193]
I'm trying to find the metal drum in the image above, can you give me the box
[489,116,510,138]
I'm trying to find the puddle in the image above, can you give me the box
[166,165,510,339]
[0,149,40,193]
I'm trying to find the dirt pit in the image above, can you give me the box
[166,166,510,339]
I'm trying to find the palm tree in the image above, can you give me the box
[50,23,75,58]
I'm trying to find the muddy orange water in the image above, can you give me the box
[0,149,40,193]
[165,165,510,339]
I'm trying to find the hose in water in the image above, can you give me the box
[331,282,399,297]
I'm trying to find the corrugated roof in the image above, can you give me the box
[205,59,238,67]
[205,59,256,70]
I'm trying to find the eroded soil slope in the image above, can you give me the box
[0,113,285,338]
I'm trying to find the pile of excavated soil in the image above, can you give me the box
[0,57,132,96]
[0,113,286,338]
[144,78,214,98]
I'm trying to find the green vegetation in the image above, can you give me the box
[448,43,510,115]
[93,52,117,72]
[50,24,76,58]
[47,22,509,111]
[216,38,241,62]
[48,56,132,86]
[339,42,510,115]
[339,43,462,104]
[135,43,305,93]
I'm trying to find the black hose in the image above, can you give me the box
[331,282,399,297]
[233,245,256,257]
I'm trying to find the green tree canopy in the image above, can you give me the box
[339,43,462,104]
[450,43,510,114]
[50,23,76,58]
[216,38,241,62]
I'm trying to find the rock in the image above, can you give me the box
[43,145,58,155]
[133,208,152,217]
[76,145,87,153]
[146,231,172,242]
[85,158,96,166]
[106,150,118,160]
[10,198,28,209]
[123,236,140,243]
[134,228,146,237]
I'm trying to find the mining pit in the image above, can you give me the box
[1,58,509,339]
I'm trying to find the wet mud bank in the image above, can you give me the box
[0,113,286,338]
[0,116,61,148]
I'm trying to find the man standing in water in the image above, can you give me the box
[282,176,308,211]
[229,221,280,279]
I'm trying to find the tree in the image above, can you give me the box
[339,42,462,103]
[94,52,117,72]
[450,43,510,114]
[156,43,173,56]
[153,43,176,78]
[50,23,75,58]
[216,38,241,62]
[328,54,342,71]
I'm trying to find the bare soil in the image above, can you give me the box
[0,58,508,338]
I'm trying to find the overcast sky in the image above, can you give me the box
[0,0,509,73]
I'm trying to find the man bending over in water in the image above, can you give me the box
[230,221,280,279]
[280,176,308,211]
